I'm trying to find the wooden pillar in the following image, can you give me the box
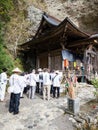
[48,53,51,69]
[36,49,40,69]
[36,55,40,69]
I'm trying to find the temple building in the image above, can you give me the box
[18,12,98,72]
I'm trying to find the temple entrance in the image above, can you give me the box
[37,50,62,70]
[51,55,62,70]
[38,54,48,69]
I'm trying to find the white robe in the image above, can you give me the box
[0,72,7,101]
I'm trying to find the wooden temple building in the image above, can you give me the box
[19,13,98,72]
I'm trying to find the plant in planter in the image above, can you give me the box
[91,78,98,102]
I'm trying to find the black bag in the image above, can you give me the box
[23,85,31,93]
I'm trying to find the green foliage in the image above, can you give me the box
[0,0,15,75]
[91,78,98,99]
[0,0,24,75]
[0,0,13,22]
[0,0,27,75]
[14,58,24,71]
[0,44,14,75]
[0,22,14,75]
[91,78,98,88]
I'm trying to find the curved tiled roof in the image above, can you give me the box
[19,13,98,53]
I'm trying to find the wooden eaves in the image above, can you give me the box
[19,13,91,53]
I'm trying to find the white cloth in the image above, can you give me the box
[43,72,51,85]
[24,74,30,86]
[29,73,37,87]
[20,76,27,97]
[36,74,39,82]
[0,72,7,101]
[53,74,62,87]
[0,72,7,85]
[38,72,43,83]
[50,72,56,85]
[28,72,37,99]
[9,74,22,94]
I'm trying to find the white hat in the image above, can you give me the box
[12,67,22,73]
[38,68,42,72]
[55,70,59,74]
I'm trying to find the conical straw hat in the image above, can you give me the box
[12,67,22,73]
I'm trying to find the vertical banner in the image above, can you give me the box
[74,62,76,68]
[64,59,69,67]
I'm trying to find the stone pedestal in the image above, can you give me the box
[67,98,80,114]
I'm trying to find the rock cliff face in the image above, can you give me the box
[5,0,98,53]
[44,0,98,34]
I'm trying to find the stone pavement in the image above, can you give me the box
[0,83,95,130]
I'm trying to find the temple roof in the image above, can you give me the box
[19,13,98,53]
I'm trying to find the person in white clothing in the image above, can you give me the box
[20,73,27,98]
[28,69,37,99]
[43,68,51,101]
[0,68,7,102]
[23,72,30,94]
[35,70,40,93]
[8,67,22,115]
[52,70,62,98]
[38,68,43,95]
[50,70,56,94]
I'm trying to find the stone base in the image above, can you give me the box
[67,98,80,114]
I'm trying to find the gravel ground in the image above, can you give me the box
[0,83,96,130]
